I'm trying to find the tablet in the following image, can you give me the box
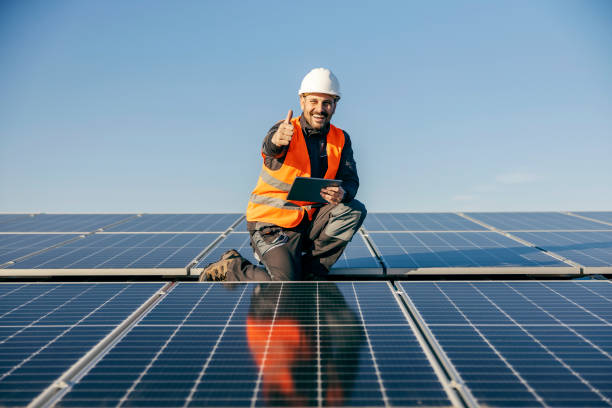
[286,177,342,203]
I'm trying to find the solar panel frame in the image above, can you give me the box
[368,231,578,275]
[571,212,612,227]
[3,233,222,276]
[52,282,459,408]
[397,281,612,408]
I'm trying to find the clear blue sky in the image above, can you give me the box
[1,0,611,213]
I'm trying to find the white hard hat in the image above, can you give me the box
[298,68,341,99]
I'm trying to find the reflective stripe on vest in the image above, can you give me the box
[246,116,345,228]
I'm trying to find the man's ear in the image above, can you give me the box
[299,95,305,111]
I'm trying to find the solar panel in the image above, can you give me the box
[193,232,382,277]
[466,212,608,231]
[104,214,242,232]
[368,231,576,275]
[54,282,455,407]
[398,281,612,408]
[363,212,487,232]
[573,212,612,227]
[329,232,382,275]
[512,231,612,273]
[0,214,31,225]
[4,233,219,276]
[0,234,81,266]
[0,214,135,233]
[0,283,163,407]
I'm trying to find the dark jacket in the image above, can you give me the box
[261,115,360,203]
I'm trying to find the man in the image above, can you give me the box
[201,67,366,281]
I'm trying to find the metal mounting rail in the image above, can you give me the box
[391,281,479,408]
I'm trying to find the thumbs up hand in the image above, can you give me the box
[271,110,294,147]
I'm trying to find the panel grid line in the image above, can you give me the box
[250,283,284,408]
[538,282,611,325]
[116,284,215,407]
[0,284,130,382]
[0,284,26,299]
[0,285,94,347]
[183,284,250,408]
[351,283,390,408]
[576,282,612,302]
[432,282,547,407]
[316,282,322,408]
[471,283,611,406]
[505,283,612,361]
[0,285,59,320]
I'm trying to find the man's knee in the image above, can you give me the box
[323,199,367,242]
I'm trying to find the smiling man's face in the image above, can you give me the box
[299,93,337,129]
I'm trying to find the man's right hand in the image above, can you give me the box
[271,110,294,147]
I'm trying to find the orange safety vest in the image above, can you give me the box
[246,116,345,228]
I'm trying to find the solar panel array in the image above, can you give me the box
[2,280,611,408]
[398,281,612,408]
[0,283,163,407]
[1,211,611,276]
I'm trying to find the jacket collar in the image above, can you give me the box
[300,115,330,138]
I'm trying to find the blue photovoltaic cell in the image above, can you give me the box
[330,233,382,273]
[466,212,608,231]
[399,281,612,408]
[0,234,80,265]
[574,212,612,227]
[512,231,612,267]
[0,215,30,224]
[363,212,486,232]
[232,218,248,232]
[0,283,163,407]
[55,282,452,407]
[6,234,218,270]
[104,214,242,232]
[369,231,568,271]
[0,214,135,233]
[195,232,381,275]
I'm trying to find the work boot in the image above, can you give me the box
[199,249,242,282]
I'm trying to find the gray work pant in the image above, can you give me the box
[225,199,367,281]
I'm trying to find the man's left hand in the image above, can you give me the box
[320,186,345,205]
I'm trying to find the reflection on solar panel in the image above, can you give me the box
[4,234,218,275]
[55,282,454,407]
[0,283,163,407]
[364,212,486,231]
[330,233,382,274]
[466,212,607,231]
[512,231,612,272]
[0,234,80,265]
[369,231,575,274]
[0,214,135,233]
[398,281,612,408]
[105,214,242,232]
[574,212,612,226]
